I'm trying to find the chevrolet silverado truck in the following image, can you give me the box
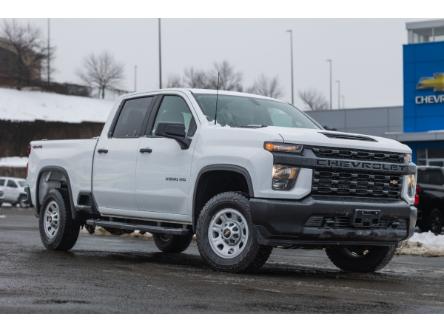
[26,89,417,273]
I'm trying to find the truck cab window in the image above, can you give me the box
[152,95,196,136]
[0,179,5,186]
[113,97,154,138]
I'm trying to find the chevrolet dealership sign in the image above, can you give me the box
[404,42,444,132]
[415,73,444,105]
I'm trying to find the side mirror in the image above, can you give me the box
[155,122,191,149]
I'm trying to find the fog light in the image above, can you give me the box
[272,164,299,191]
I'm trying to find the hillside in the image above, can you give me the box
[0,87,114,123]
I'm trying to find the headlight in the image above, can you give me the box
[404,153,412,164]
[264,142,303,154]
[406,174,416,198]
[272,164,299,190]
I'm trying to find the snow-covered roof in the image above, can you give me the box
[0,87,115,123]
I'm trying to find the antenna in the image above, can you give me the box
[214,72,221,125]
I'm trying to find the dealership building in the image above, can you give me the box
[308,19,444,167]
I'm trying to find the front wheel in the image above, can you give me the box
[326,245,396,273]
[196,192,272,273]
[18,195,29,208]
[153,233,193,253]
[39,189,80,251]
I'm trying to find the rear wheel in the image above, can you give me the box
[196,192,272,273]
[428,209,443,235]
[39,189,80,251]
[326,245,396,273]
[153,233,193,253]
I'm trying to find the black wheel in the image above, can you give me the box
[196,192,272,273]
[427,209,443,235]
[39,189,80,251]
[153,233,193,253]
[18,195,28,208]
[326,245,396,273]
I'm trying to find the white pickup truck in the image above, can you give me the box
[27,89,417,273]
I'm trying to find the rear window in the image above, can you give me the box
[112,96,155,138]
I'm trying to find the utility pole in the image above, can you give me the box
[336,80,341,109]
[326,59,332,110]
[341,95,345,109]
[47,18,51,85]
[158,18,162,89]
[286,29,294,105]
[134,65,138,92]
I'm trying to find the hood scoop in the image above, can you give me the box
[320,131,377,142]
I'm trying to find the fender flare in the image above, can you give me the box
[192,164,254,228]
[36,166,76,220]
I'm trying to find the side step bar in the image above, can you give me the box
[88,220,192,236]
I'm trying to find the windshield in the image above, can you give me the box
[194,94,321,129]
[18,181,27,187]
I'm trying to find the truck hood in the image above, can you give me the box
[263,127,411,154]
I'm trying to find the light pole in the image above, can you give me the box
[158,18,162,89]
[326,59,332,110]
[134,65,138,92]
[341,95,345,109]
[336,80,341,109]
[286,29,294,105]
[47,18,51,85]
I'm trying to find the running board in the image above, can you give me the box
[88,220,192,236]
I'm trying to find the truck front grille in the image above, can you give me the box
[311,147,404,164]
[305,215,408,229]
[312,170,402,199]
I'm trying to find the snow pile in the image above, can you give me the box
[0,87,114,123]
[0,156,28,168]
[397,232,444,256]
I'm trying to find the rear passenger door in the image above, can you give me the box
[93,96,156,215]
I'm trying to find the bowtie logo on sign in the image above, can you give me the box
[415,73,444,105]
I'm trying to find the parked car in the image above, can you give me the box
[416,167,444,234]
[27,89,417,273]
[0,177,29,208]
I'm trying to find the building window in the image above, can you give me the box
[416,148,444,166]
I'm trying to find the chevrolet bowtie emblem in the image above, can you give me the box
[390,179,398,185]
[417,73,444,92]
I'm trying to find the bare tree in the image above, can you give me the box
[166,75,183,88]
[298,89,329,111]
[208,61,243,91]
[1,19,46,88]
[248,74,283,98]
[182,67,209,88]
[77,52,124,99]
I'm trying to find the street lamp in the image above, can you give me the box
[336,80,341,109]
[326,59,333,110]
[158,18,162,89]
[286,29,294,105]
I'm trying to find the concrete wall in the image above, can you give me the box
[307,106,403,137]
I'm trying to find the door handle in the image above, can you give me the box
[139,148,153,154]
[97,148,108,154]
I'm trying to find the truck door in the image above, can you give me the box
[93,96,156,215]
[135,94,197,221]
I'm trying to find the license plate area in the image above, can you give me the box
[353,209,381,228]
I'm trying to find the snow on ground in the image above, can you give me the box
[0,156,28,168]
[0,87,114,123]
[397,232,444,256]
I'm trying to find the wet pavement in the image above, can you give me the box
[0,207,443,313]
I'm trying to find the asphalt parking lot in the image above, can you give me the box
[0,207,444,313]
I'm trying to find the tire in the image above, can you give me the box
[196,192,272,273]
[153,233,193,253]
[18,195,28,208]
[325,245,396,273]
[39,189,80,251]
[427,209,443,235]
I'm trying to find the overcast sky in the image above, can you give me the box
[21,18,416,109]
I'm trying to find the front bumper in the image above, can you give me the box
[250,195,417,247]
